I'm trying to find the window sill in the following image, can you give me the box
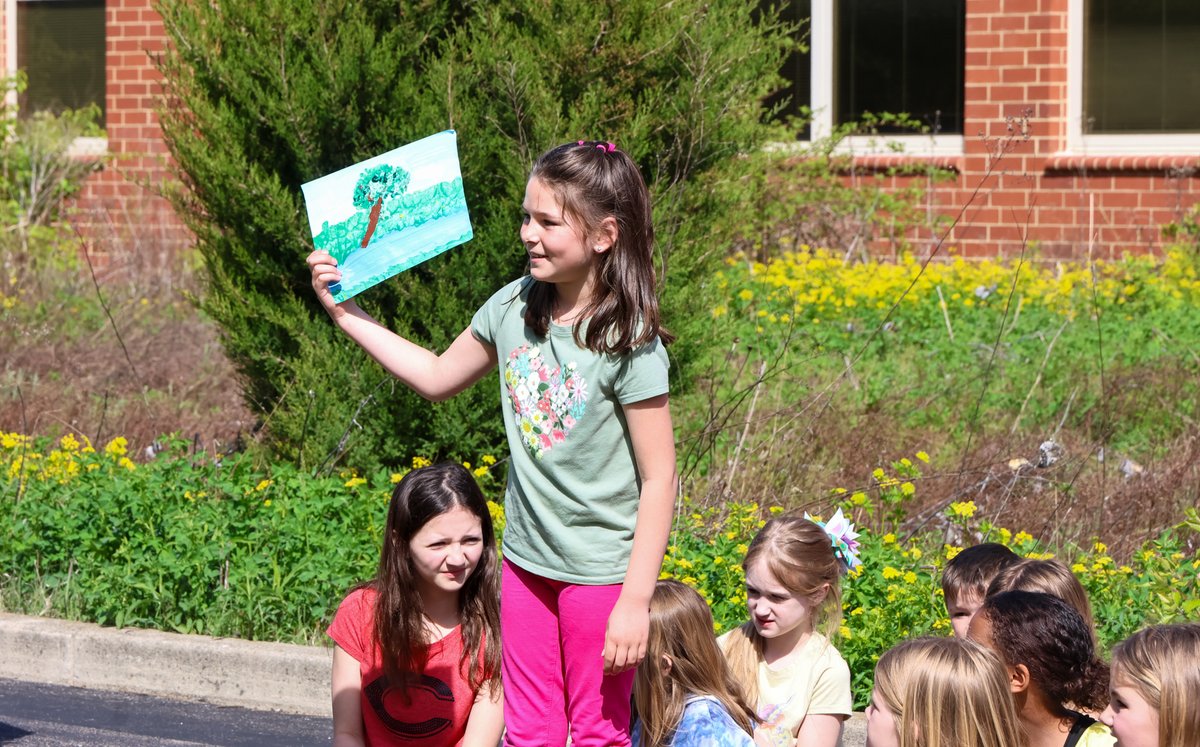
[1044,153,1200,173]
[67,136,108,159]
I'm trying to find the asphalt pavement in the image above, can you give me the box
[0,677,330,746]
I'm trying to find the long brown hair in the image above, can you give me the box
[724,514,843,706]
[634,580,756,746]
[369,462,501,696]
[874,637,1022,747]
[977,590,1109,713]
[1110,623,1200,747]
[524,141,673,353]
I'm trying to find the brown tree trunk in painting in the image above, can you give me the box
[361,197,383,248]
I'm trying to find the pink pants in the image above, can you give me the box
[501,558,634,747]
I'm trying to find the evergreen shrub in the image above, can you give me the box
[155,0,795,472]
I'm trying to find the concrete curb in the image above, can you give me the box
[0,612,867,744]
[0,613,332,717]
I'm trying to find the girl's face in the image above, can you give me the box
[1100,676,1159,747]
[520,177,601,292]
[744,555,821,642]
[408,506,484,601]
[865,689,901,747]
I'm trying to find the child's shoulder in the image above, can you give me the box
[678,695,755,746]
[483,275,532,307]
[335,585,377,618]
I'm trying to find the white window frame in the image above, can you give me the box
[5,0,108,156]
[1066,0,1200,155]
[806,0,964,157]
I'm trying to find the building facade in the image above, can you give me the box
[5,0,1198,262]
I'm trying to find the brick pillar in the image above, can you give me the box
[74,0,190,272]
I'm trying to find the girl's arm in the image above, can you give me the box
[331,645,366,747]
[603,393,678,674]
[461,680,504,747]
[308,250,497,401]
[793,714,843,747]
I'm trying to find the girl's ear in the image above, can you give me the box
[659,654,673,676]
[1008,663,1031,694]
[809,583,831,606]
[591,216,618,254]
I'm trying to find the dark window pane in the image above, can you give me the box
[836,0,964,134]
[764,0,813,139]
[1085,0,1200,133]
[16,0,106,124]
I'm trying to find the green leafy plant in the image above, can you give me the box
[154,0,796,473]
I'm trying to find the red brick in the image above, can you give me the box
[966,67,1002,84]
[990,86,1030,103]
[1002,67,1038,83]
[1039,32,1067,46]
[991,15,1028,31]
[1005,0,1040,12]
[1027,14,1059,31]
[1003,32,1040,48]
[970,0,1003,13]
[989,50,1026,67]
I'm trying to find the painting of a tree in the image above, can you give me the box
[353,164,410,248]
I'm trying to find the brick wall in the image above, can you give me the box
[892,0,1199,259]
[39,0,1200,263]
[73,0,190,269]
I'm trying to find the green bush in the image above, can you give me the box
[0,73,104,303]
[154,0,795,473]
[660,455,1200,708]
[5,433,1193,707]
[0,431,504,640]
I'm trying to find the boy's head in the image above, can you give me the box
[942,543,1020,638]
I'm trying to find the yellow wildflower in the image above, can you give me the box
[482,455,497,466]
[883,533,897,544]
[59,433,81,452]
[104,437,128,458]
[412,456,432,469]
[390,472,406,484]
[882,566,903,580]
[949,501,977,518]
[118,456,136,471]
[255,479,273,492]
[900,482,915,496]
[1072,563,1087,574]
[916,451,930,463]
[1014,531,1034,544]
[945,545,963,560]
[344,477,367,488]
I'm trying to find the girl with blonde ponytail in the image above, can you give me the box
[719,512,858,747]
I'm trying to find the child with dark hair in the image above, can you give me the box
[328,462,502,747]
[941,543,1021,638]
[969,590,1115,747]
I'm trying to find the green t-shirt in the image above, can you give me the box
[471,277,670,584]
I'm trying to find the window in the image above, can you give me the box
[1068,0,1200,153]
[14,0,106,124]
[769,0,965,152]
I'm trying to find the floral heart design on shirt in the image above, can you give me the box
[504,344,588,459]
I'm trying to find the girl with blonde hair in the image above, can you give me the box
[720,511,859,747]
[1102,623,1200,747]
[866,637,1022,747]
[632,580,758,746]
